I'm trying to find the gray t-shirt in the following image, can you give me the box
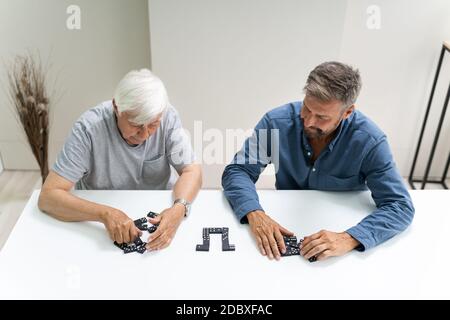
[53,100,195,190]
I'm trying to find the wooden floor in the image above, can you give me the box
[0,170,41,250]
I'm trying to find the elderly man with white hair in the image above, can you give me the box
[38,69,202,251]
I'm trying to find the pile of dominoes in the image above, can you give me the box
[282,235,317,262]
[114,211,159,254]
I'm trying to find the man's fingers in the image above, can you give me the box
[147,239,162,250]
[254,234,266,256]
[147,226,164,243]
[114,229,124,244]
[128,226,137,243]
[122,234,131,244]
[316,249,332,261]
[260,234,274,260]
[146,227,166,249]
[153,234,171,250]
[258,244,266,256]
[131,226,141,240]
[274,229,286,255]
[158,238,172,250]
[304,243,327,260]
[148,216,162,225]
[301,231,323,247]
[279,225,294,237]
[147,233,168,250]
[300,239,325,257]
[122,225,132,244]
[268,233,281,260]
[146,237,160,250]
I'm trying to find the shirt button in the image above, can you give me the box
[307,152,311,156]
[312,168,316,172]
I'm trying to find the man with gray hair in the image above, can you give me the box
[222,61,414,262]
[39,69,202,251]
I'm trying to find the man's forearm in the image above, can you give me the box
[222,164,264,222]
[38,189,112,223]
[172,164,202,203]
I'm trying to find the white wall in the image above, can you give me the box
[339,0,450,184]
[149,0,348,188]
[0,0,151,170]
[149,0,450,188]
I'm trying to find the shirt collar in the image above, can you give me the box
[298,101,355,152]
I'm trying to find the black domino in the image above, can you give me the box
[136,245,146,254]
[147,211,159,218]
[196,228,211,251]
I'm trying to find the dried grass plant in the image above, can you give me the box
[6,53,50,183]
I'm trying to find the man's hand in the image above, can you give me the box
[101,209,142,244]
[300,230,360,261]
[145,204,185,251]
[247,210,294,261]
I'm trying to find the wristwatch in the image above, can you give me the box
[173,198,191,217]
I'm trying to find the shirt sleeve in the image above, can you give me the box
[346,136,415,251]
[222,114,274,223]
[52,121,92,183]
[164,106,195,175]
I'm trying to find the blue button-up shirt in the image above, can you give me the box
[222,101,414,251]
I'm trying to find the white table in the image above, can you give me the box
[0,189,449,299]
